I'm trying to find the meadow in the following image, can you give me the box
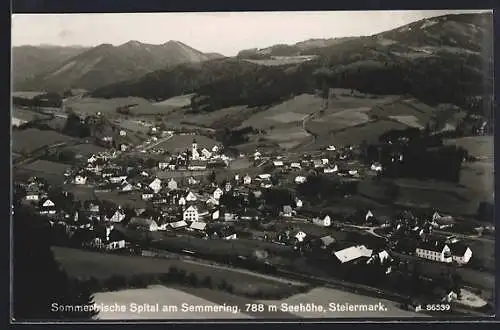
[12,129,74,154]
[52,247,306,298]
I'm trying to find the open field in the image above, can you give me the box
[154,134,219,152]
[12,128,74,154]
[265,127,311,149]
[308,107,372,134]
[149,235,295,260]
[445,136,493,198]
[313,120,409,148]
[259,287,425,318]
[63,184,96,201]
[180,106,257,129]
[95,191,146,208]
[12,107,51,122]
[12,91,46,99]
[464,238,495,272]
[445,136,493,160]
[64,97,151,116]
[53,247,304,296]
[93,286,254,319]
[241,94,323,130]
[61,143,107,158]
[152,94,194,108]
[15,160,71,185]
[358,178,482,217]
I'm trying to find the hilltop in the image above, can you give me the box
[90,13,493,113]
[16,40,225,92]
[12,45,90,89]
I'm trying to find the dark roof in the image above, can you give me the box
[448,242,470,256]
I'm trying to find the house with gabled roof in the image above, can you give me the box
[189,221,207,232]
[39,198,56,215]
[183,205,199,222]
[334,245,373,264]
[213,187,224,200]
[128,217,158,232]
[243,174,252,185]
[185,191,197,202]
[148,178,162,194]
[170,220,188,230]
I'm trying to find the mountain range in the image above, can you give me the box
[12,45,90,88]
[13,13,493,114]
[14,41,225,92]
[90,13,493,113]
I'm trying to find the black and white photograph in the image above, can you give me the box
[11,9,495,321]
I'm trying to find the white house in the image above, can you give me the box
[365,210,374,222]
[253,151,262,160]
[295,198,303,208]
[283,205,293,217]
[212,145,220,153]
[348,169,359,176]
[449,243,473,265]
[142,191,154,200]
[213,187,224,200]
[327,145,336,151]
[158,162,169,170]
[122,182,133,192]
[243,174,252,185]
[324,165,339,174]
[119,130,127,136]
[167,178,178,190]
[273,160,284,167]
[201,148,212,159]
[106,240,126,250]
[313,215,331,227]
[148,178,162,193]
[185,191,197,202]
[212,209,220,220]
[129,218,159,232]
[415,241,453,263]
[290,162,301,169]
[206,197,220,207]
[107,209,126,223]
[295,231,307,242]
[257,173,271,180]
[87,154,98,163]
[334,245,373,264]
[371,163,383,172]
[25,188,40,201]
[295,176,307,184]
[178,196,186,206]
[39,199,56,215]
[74,175,87,185]
[183,205,199,222]
[187,176,199,185]
[321,158,329,165]
[109,175,127,184]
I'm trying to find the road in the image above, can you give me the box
[138,133,174,152]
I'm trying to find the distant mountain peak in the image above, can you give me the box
[122,40,144,47]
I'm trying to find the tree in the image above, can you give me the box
[13,206,97,320]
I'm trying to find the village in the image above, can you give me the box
[13,120,494,315]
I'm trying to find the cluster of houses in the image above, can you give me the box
[389,211,474,265]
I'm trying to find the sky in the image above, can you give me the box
[12,10,490,56]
